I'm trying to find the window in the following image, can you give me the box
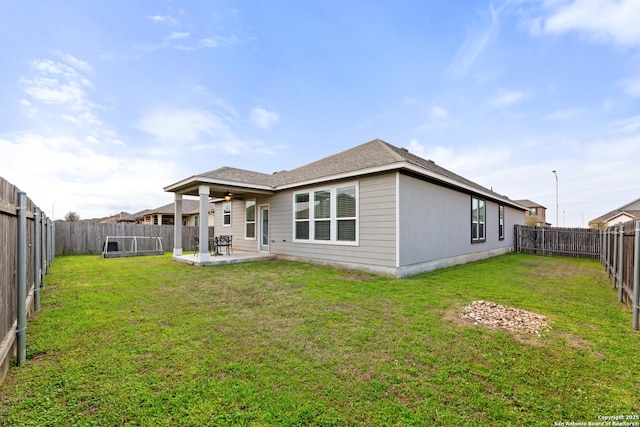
[337,186,356,241]
[471,197,486,243]
[314,190,331,240]
[194,215,199,227]
[293,184,358,244]
[295,193,310,240]
[498,205,505,240]
[223,201,231,226]
[530,207,538,216]
[245,200,256,239]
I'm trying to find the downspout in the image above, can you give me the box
[16,191,27,364]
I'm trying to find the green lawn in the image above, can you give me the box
[0,253,638,426]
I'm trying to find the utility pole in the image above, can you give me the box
[552,170,558,227]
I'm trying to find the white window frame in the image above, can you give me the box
[471,196,486,243]
[292,182,359,245]
[222,201,232,227]
[498,205,505,241]
[245,200,256,240]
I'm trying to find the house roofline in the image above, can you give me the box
[165,160,525,210]
[275,161,526,210]
[163,176,276,195]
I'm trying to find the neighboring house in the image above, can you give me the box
[164,139,526,277]
[512,199,549,226]
[99,212,136,224]
[589,197,640,229]
[134,201,215,226]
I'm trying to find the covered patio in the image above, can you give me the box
[164,168,276,265]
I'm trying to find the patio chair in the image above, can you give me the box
[194,236,214,255]
[215,235,233,256]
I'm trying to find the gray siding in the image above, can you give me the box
[265,174,398,273]
[219,172,524,277]
[214,197,262,253]
[398,173,524,275]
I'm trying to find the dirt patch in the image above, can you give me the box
[559,332,594,351]
[339,272,378,282]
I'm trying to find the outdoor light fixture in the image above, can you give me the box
[223,191,233,201]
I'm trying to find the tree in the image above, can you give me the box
[525,215,541,226]
[64,211,80,221]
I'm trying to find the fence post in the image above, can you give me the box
[618,224,625,302]
[612,226,618,288]
[34,207,41,313]
[16,191,27,365]
[633,220,640,330]
[605,228,609,273]
[40,214,48,289]
[542,227,545,256]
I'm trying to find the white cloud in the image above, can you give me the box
[147,14,179,25]
[408,139,512,184]
[612,114,640,133]
[621,72,640,97]
[430,106,448,119]
[198,36,238,48]
[249,107,279,129]
[171,36,239,51]
[0,133,176,219]
[20,58,98,117]
[536,0,640,46]
[135,108,229,145]
[542,108,585,121]
[447,3,502,78]
[58,53,93,74]
[135,106,274,155]
[167,32,190,41]
[488,89,530,107]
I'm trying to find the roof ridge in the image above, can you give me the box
[375,139,407,162]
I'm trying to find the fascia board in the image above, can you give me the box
[164,176,275,194]
[401,163,526,210]
[275,161,526,210]
[274,163,405,191]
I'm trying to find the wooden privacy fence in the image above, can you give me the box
[601,220,640,329]
[0,177,54,386]
[55,221,213,255]
[514,225,600,259]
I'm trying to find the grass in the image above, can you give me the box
[0,253,638,426]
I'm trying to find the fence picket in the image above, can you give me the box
[601,220,640,329]
[54,222,213,255]
[0,176,53,384]
[514,225,600,259]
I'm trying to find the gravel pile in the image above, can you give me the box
[461,300,550,336]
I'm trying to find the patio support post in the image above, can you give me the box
[198,185,210,263]
[173,193,183,256]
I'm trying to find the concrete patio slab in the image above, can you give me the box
[173,251,276,266]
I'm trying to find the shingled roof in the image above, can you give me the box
[166,139,523,208]
[512,199,546,209]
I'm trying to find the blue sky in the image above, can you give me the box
[1,0,639,226]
